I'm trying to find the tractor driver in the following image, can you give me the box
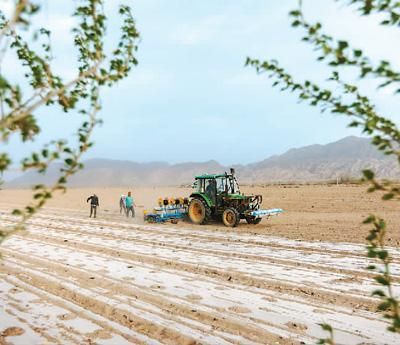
[205,179,216,201]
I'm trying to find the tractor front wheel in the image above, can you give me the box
[188,198,211,225]
[222,208,240,227]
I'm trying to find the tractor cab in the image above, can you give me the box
[193,169,240,205]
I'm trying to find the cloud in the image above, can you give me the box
[109,68,175,93]
[0,0,14,17]
[0,2,76,41]
[46,14,76,40]
[168,2,292,47]
[170,14,229,46]
[303,1,400,67]
[225,71,269,87]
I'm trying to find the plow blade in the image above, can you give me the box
[249,208,284,218]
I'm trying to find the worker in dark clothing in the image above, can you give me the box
[205,179,216,202]
[86,194,99,218]
[119,194,126,214]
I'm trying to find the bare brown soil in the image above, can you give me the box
[1,184,398,244]
[0,184,399,344]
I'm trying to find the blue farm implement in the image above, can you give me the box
[248,208,284,218]
[144,197,188,224]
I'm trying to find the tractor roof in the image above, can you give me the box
[195,173,227,179]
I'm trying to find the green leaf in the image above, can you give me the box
[375,276,390,286]
[377,301,391,311]
[318,323,333,332]
[291,20,301,27]
[377,250,389,260]
[348,120,360,127]
[363,215,375,224]
[33,193,43,200]
[58,176,67,184]
[41,149,48,158]
[64,158,74,166]
[382,193,394,200]
[371,289,386,297]
[12,209,22,216]
[289,10,301,17]
[362,170,375,180]
[338,40,348,50]
[25,206,35,214]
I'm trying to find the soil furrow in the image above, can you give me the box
[4,210,400,261]
[4,237,394,344]
[8,218,400,282]
[1,252,295,345]
[1,260,223,345]
[9,230,378,313]
[0,273,159,345]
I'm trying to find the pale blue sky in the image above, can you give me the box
[3,0,400,170]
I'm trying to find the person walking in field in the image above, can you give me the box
[125,191,135,218]
[87,194,99,218]
[119,194,126,214]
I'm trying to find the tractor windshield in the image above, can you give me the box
[228,176,240,194]
[216,178,226,192]
[215,175,240,194]
[196,179,205,193]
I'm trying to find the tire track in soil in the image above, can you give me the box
[6,216,400,283]
[2,207,400,265]
[1,251,293,345]
[0,273,161,345]
[1,261,225,345]
[3,213,400,282]
[3,235,360,342]
[1,224,382,320]
[3,237,390,345]
[5,208,400,261]
[9,226,384,312]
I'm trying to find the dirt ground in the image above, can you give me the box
[1,184,398,244]
[0,184,399,344]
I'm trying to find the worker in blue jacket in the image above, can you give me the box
[125,191,135,218]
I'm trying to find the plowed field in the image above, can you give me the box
[1,185,399,344]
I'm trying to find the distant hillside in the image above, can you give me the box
[237,136,399,182]
[6,136,399,187]
[6,159,225,187]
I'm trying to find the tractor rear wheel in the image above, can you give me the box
[222,208,240,227]
[245,216,262,225]
[188,198,211,225]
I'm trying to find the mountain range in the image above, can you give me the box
[6,136,399,187]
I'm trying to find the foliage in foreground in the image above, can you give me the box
[0,0,139,244]
[246,0,400,340]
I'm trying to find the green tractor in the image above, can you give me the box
[188,168,263,227]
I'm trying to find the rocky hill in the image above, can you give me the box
[6,136,399,187]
